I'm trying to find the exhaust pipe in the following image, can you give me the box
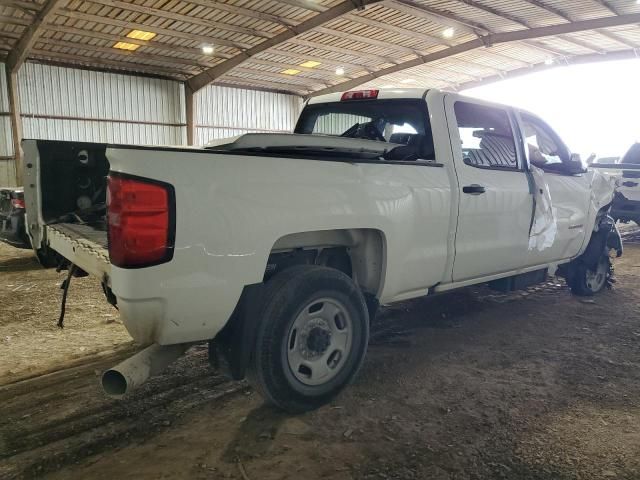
[102,343,188,397]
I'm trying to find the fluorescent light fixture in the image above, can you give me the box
[113,42,140,51]
[126,30,156,41]
[281,69,301,75]
[545,57,554,65]
[201,45,214,54]
[400,78,416,84]
[442,27,455,38]
[335,66,345,75]
[300,60,322,68]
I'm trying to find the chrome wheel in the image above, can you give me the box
[585,256,609,292]
[285,297,353,386]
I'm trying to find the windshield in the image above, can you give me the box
[296,99,429,141]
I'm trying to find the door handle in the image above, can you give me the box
[463,184,486,195]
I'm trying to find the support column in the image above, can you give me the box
[185,83,195,146]
[6,69,23,187]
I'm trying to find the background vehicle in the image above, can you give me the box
[23,88,620,412]
[0,187,30,249]
[591,143,640,225]
[589,156,620,165]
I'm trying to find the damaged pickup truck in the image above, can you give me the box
[23,88,622,412]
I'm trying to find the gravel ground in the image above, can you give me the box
[1,226,639,480]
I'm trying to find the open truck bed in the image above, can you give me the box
[22,139,112,283]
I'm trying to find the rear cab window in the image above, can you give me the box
[295,99,435,161]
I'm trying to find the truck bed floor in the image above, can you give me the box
[52,223,108,249]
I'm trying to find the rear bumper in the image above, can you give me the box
[0,213,30,248]
[611,192,640,223]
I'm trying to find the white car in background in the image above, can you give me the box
[591,143,640,225]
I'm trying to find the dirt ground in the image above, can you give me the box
[0,245,134,383]
[1,227,640,480]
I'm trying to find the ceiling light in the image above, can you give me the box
[544,57,554,65]
[300,60,322,68]
[201,45,214,55]
[442,27,455,38]
[335,66,345,75]
[113,42,140,51]
[400,78,416,84]
[126,30,156,41]
[281,69,301,75]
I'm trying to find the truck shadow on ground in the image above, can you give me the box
[221,404,290,463]
[0,253,42,272]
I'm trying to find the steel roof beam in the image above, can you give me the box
[520,0,638,49]
[451,0,606,54]
[309,12,640,96]
[6,0,66,73]
[385,1,564,65]
[455,48,640,91]
[187,0,380,92]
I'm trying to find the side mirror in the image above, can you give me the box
[565,153,587,174]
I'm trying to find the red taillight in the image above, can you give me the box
[107,174,175,268]
[11,198,25,209]
[340,89,379,101]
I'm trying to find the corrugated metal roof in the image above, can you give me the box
[1,0,639,95]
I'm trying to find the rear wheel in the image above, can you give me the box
[568,254,610,296]
[249,265,369,413]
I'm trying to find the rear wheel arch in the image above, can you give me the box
[267,228,387,298]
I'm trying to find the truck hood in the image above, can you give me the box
[205,133,397,156]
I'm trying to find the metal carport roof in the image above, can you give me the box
[1,0,639,96]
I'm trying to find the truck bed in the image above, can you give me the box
[48,223,111,283]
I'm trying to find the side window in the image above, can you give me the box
[454,101,518,170]
[520,114,565,168]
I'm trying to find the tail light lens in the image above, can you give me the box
[11,198,25,209]
[341,89,379,101]
[107,174,175,268]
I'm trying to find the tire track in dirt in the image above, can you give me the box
[0,345,247,480]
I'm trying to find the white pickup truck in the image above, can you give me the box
[23,88,622,412]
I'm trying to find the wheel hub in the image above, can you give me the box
[306,326,331,355]
[285,298,354,386]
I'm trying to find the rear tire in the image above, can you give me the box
[249,265,369,413]
[568,255,610,296]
